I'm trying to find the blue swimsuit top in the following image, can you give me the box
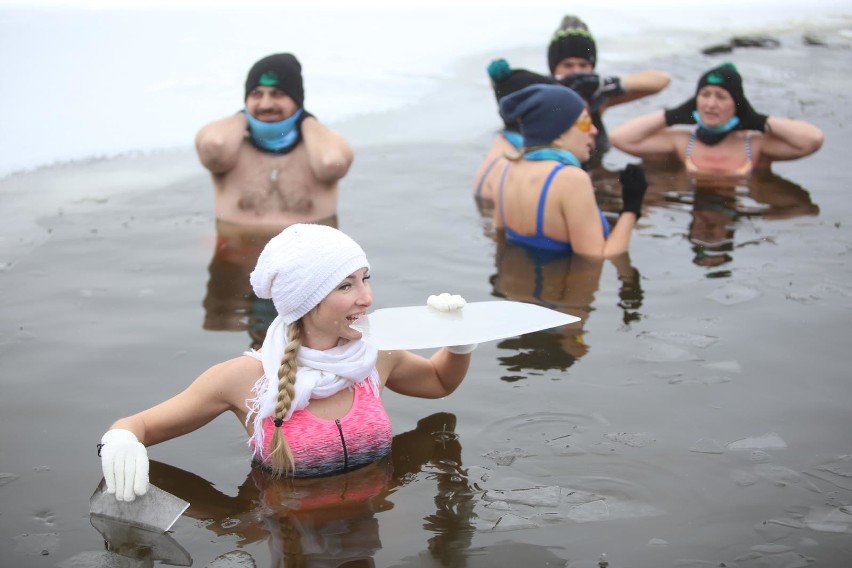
[498,162,611,254]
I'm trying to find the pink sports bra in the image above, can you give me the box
[246,355,392,478]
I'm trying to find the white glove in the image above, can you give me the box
[446,343,478,355]
[100,429,149,502]
[426,293,477,355]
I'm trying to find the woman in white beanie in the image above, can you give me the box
[98,224,475,500]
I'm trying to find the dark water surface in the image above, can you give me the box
[2,33,852,568]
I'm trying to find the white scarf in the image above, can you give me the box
[245,315,381,455]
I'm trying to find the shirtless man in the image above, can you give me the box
[195,53,353,228]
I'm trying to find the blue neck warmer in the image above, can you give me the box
[693,110,739,146]
[523,148,581,168]
[501,129,524,150]
[244,108,303,153]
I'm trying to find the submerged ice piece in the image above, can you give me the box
[88,478,192,566]
[89,478,189,532]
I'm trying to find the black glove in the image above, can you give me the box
[597,76,625,98]
[663,97,697,126]
[558,72,600,101]
[619,164,648,218]
[734,96,768,132]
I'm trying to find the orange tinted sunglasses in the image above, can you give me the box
[574,114,593,133]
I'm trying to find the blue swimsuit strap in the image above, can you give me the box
[475,156,503,198]
[535,164,567,236]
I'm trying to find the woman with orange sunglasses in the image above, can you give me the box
[494,83,647,257]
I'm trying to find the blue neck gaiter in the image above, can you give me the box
[244,108,304,153]
[693,110,739,146]
[523,148,581,168]
[501,129,524,151]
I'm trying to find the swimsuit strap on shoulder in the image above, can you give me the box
[686,131,696,158]
[475,156,503,198]
[497,162,512,226]
[745,132,753,162]
[536,164,566,236]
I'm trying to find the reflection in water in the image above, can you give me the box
[203,218,337,349]
[654,169,819,276]
[490,233,642,377]
[125,413,477,568]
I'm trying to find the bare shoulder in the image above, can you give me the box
[376,349,402,386]
[198,354,264,396]
[553,165,594,194]
[666,128,693,154]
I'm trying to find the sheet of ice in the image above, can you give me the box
[728,432,788,450]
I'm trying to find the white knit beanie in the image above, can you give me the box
[250,224,370,324]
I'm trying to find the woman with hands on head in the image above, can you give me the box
[609,63,824,177]
[494,83,648,258]
[98,224,476,501]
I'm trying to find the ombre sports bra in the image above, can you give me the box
[685,132,753,176]
[244,353,392,478]
[498,163,611,254]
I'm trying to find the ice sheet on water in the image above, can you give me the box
[804,456,852,490]
[731,470,759,486]
[817,456,852,477]
[638,331,720,348]
[0,472,19,486]
[58,551,139,568]
[205,550,257,568]
[604,432,655,447]
[667,375,732,385]
[706,283,762,305]
[483,485,599,508]
[482,448,534,466]
[701,360,742,372]
[727,432,787,450]
[803,504,852,534]
[754,464,821,492]
[733,551,811,568]
[474,481,661,531]
[633,338,699,362]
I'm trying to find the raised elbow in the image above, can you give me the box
[195,132,239,174]
[609,127,633,153]
[804,129,825,155]
[314,147,354,183]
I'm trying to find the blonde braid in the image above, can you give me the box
[278,512,305,567]
[267,320,302,478]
